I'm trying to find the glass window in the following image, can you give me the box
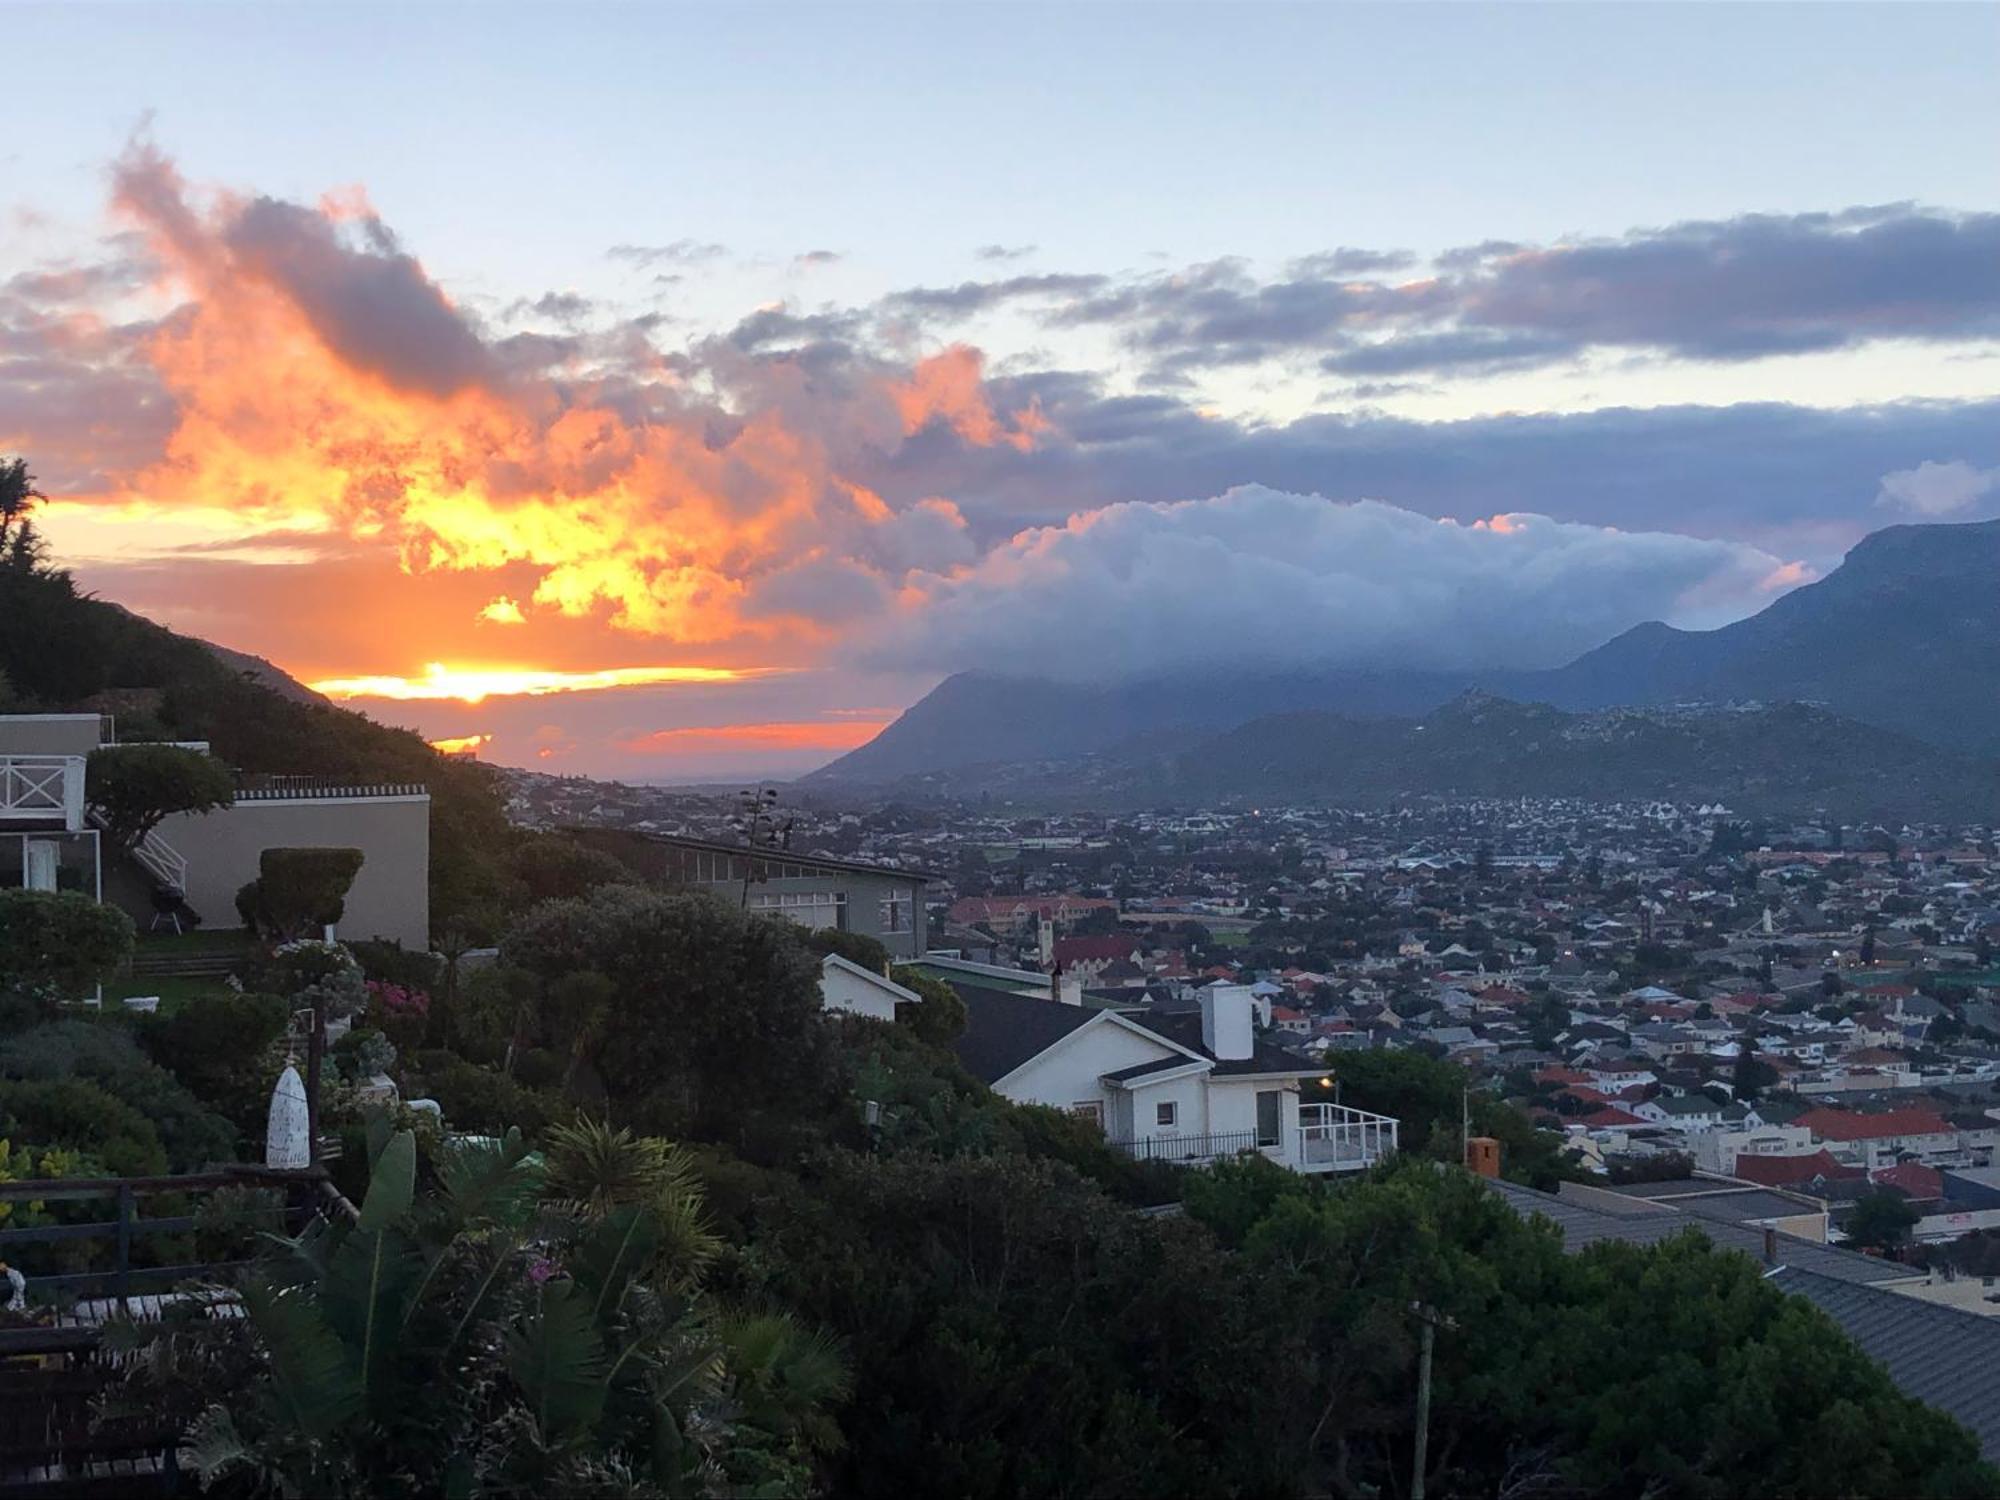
[880,891,912,933]
[1155,1101,1177,1128]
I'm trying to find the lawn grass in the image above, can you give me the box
[102,974,239,1014]
[133,928,254,957]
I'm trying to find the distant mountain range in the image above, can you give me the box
[806,517,2000,815]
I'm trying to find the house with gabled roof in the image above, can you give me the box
[950,982,1397,1174]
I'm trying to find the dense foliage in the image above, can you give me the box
[234,846,366,941]
[86,744,237,853]
[107,1119,849,1497]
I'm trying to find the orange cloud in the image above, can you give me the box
[617,720,889,755]
[87,144,1047,667]
[428,733,491,755]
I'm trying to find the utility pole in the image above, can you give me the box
[1409,1302,1458,1500]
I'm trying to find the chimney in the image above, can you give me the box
[1201,983,1254,1061]
[1763,1226,1778,1267]
[1058,971,1083,1007]
[1464,1136,1501,1179]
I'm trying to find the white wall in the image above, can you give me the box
[1001,1018,1183,1118]
[1208,1077,1302,1168]
[1125,1073,1211,1140]
[819,961,900,1021]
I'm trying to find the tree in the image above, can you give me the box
[1846,1188,1922,1253]
[502,886,839,1145]
[1733,1037,1778,1102]
[84,744,236,854]
[506,834,634,903]
[1860,928,1878,966]
[105,1121,848,1496]
[0,457,47,573]
[236,847,365,941]
[0,889,133,1013]
[890,964,968,1044]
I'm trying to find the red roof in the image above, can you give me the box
[1730,1151,1865,1188]
[1797,1107,1954,1142]
[1870,1162,1944,1200]
[1579,1107,1649,1128]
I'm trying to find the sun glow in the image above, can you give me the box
[311,662,761,704]
[428,733,491,756]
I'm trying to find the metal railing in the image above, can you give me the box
[0,756,85,830]
[235,776,427,800]
[1109,1129,1265,1164]
[1300,1103,1400,1171]
[85,807,188,894]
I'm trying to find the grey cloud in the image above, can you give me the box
[224,197,495,397]
[793,249,842,268]
[1058,206,2000,379]
[1286,247,1418,277]
[607,240,728,270]
[883,272,1110,321]
[974,244,1036,261]
[506,290,594,323]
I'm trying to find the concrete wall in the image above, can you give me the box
[1209,1076,1302,1168]
[0,715,102,757]
[153,793,430,947]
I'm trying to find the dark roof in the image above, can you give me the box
[1137,1013,1327,1077]
[1102,1057,1203,1084]
[949,984,1098,1082]
[1487,1179,1915,1287]
[633,830,934,883]
[1769,1267,2000,1457]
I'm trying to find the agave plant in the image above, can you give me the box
[102,1117,841,1497]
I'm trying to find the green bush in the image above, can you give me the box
[345,938,442,991]
[0,1019,236,1169]
[0,889,134,1012]
[132,990,290,1139]
[236,847,365,942]
[411,1050,561,1137]
[0,1078,167,1176]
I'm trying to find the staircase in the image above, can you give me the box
[126,950,236,980]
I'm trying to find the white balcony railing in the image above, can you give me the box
[0,757,86,831]
[1300,1103,1399,1171]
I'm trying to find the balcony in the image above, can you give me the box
[0,757,86,831]
[1110,1129,1265,1165]
[1300,1103,1399,1173]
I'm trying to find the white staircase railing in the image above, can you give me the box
[0,756,86,829]
[87,808,190,894]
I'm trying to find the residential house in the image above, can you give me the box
[950,982,1397,1174]
[641,832,930,958]
[1,712,430,947]
[818,954,922,1022]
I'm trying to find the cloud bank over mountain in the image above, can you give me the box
[870,486,1802,681]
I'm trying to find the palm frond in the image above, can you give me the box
[239,1278,361,1442]
[504,1280,609,1443]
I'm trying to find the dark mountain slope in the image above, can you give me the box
[1535,518,2000,748]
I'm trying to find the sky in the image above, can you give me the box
[3,2,1997,779]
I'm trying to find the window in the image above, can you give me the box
[1070,1101,1104,1131]
[879,891,913,934]
[748,890,846,932]
[1155,1101,1178,1128]
[1255,1089,1283,1148]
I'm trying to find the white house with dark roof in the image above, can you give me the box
[950,981,1397,1173]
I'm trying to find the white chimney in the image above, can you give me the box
[1058,971,1084,1007]
[1201,983,1255,1061]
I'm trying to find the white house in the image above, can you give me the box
[818,953,921,1021]
[950,982,1397,1174]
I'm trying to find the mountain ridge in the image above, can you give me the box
[810,515,2000,785]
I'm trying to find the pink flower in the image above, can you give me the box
[528,1257,559,1285]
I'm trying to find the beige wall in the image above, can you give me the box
[0,715,102,757]
[154,794,430,947]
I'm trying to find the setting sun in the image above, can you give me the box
[310,662,763,704]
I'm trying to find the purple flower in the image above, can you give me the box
[528,1257,559,1285]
